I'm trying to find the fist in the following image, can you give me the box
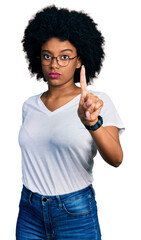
[78,65,104,126]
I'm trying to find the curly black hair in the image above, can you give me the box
[22,5,105,84]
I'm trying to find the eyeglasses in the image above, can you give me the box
[40,54,78,67]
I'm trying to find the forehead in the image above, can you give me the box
[41,37,77,53]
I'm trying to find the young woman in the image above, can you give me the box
[16,5,125,240]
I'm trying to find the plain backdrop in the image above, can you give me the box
[0,0,141,239]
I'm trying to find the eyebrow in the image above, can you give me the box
[41,49,73,53]
[60,49,73,53]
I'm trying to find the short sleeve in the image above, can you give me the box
[90,91,125,136]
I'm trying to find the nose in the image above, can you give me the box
[50,57,59,68]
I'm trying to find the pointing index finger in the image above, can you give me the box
[80,65,87,98]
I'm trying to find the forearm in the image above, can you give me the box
[89,126,123,167]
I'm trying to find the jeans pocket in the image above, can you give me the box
[19,189,30,208]
[62,193,91,216]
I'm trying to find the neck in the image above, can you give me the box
[46,83,80,99]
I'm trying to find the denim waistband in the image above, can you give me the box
[22,184,95,208]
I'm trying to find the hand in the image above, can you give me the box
[78,65,104,126]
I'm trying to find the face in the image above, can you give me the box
[41,38,81,87]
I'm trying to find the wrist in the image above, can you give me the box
[84,116,103,131]
[88,118,99,126]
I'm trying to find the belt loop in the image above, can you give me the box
[56,195,63,209]
[89,184,95,196]
[29,191,33,204]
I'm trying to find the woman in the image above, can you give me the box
[16,5,125,240]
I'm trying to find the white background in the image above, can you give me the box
[0,0,141,239]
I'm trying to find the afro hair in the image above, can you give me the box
[22,5,105,84]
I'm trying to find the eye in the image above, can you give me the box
[43,54,51,60]
[60,55,69,60]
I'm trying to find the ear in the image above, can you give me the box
[76,57,82,69]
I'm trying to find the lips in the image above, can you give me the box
[48,72,61,79]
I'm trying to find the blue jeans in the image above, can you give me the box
[16,184,101,239]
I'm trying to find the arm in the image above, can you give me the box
[78,66,123,167]
[89,125,123,167]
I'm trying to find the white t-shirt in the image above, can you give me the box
[18,90,125,196]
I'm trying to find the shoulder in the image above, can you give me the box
[88,90,112,103]
[22,92,43,112]
[23,92,42,106]
[24,92,42,104]
[88,89,117,113]
[88,90,125,133]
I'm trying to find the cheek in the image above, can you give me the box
[66,68,76,80]
[41,64,77,82]
[61,65,76,77]
[67,63,78,75]
[42,67,49,80]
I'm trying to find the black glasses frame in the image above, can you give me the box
[39,55,78,67]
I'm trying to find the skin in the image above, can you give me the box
[79,66,123,167]
[41,37,82,110]
[41,37,123,167]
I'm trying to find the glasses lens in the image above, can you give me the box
[41,54,51,66]
[58,55,69,66]
[41,54,70,66]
